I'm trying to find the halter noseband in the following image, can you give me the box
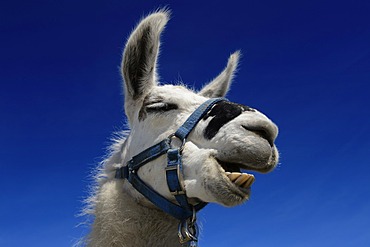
[115,97,228,246]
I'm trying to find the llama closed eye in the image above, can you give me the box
[146,102,178,113]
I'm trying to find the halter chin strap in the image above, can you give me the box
[115,97,228,244]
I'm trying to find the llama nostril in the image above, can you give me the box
[242,125,274,147]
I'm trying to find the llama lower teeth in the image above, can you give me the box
[234,174,249,186]
[242,176,255,188]
[226,172,241,182]
[226,172,255,188]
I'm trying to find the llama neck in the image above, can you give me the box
[88,179,181,247]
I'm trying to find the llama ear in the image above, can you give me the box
[121,11,169,101]
[199,51,240,98]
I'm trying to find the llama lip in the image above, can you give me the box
[216,157,275,174]
[225,172,255,188]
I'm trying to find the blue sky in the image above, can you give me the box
[1,0,370,246]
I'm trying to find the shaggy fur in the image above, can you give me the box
[80,9,279,246]
[80,134,180,246]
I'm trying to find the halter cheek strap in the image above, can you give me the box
[115,97,228,245]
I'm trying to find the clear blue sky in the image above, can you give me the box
[1,1,370,246]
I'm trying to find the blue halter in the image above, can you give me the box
[115,97,228,244]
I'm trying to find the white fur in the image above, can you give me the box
[81,10,279,246]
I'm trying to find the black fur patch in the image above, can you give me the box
[203,101,255,139]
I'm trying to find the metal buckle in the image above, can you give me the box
[165,165,186,195]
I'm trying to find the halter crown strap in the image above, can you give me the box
[175,98,228,140]
[115,98,227,221]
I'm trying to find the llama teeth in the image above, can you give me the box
[242,175,255,188]
[227,172,241,182]
[234,174,249,186]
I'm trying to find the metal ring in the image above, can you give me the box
[168,133,186,152]
[190,207,197,224]
[184,221,198,241]
[178,220,198,244]
[178,220,191,244]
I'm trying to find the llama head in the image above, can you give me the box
[121,10,279,207]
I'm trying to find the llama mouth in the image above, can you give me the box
[217,159,255,189]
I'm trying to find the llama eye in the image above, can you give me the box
[146,102,178,113]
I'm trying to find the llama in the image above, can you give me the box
[83,10,279,247]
